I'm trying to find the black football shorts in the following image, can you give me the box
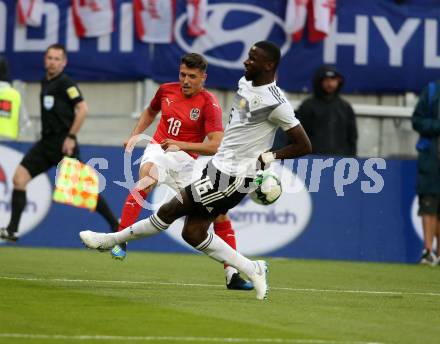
[185,160,253,217]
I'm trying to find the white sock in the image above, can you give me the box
[196,233,256,277]
[112,214,170,244]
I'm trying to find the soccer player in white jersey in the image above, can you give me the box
[80,41,312,300]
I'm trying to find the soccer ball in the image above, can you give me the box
[249,170,282,205]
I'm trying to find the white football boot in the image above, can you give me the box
[79,230,116,251]
[248,260,269,300]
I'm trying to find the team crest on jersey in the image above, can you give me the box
[251,96,263,107]
[190,108,200,120]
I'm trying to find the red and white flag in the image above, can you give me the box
[134,0,176,43]
[308,0,336,42]
[186,0,207,37]
[284,0,308,42]
[17,0,44,27]
[71,0,115,38]
[285,0,336,42]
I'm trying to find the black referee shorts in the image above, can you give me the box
[21,136,80,178]
[185,160,253,217]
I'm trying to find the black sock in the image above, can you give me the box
[7,189,26,234]
[96,195,119,232]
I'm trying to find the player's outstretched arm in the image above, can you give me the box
[160,131,224,156]
[124,106,159,150]
[265,124,312,162]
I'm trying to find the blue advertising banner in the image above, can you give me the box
[0,142,424,264]
[1,0,440,92]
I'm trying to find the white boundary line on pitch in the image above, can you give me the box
[0,333,385,344]
[1,275,439,298]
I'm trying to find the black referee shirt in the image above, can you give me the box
[40,72,83,137]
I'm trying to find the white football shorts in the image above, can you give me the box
[140,144,204,192]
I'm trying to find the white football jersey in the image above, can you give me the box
[212,77,300,177]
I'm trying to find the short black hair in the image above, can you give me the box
[181,53,208,73]
[254,41,281,69]
[0,55,10,82]
[45,43,67,57]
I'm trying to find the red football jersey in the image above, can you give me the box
[150,82,223,158]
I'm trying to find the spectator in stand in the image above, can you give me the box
[274,65,357,156]
[412,79,440,266]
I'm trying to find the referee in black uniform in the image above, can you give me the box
[0,44,118,242]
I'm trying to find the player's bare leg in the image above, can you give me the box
[80,190,267,300]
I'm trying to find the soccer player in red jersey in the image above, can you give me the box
[112,53,253,290]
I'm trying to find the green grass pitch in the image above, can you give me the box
[0,246,439,344]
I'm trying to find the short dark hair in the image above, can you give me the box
[0,55,10,82]
[254,41,281,69]
[45,43,67,57]
[181,53,208,73]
